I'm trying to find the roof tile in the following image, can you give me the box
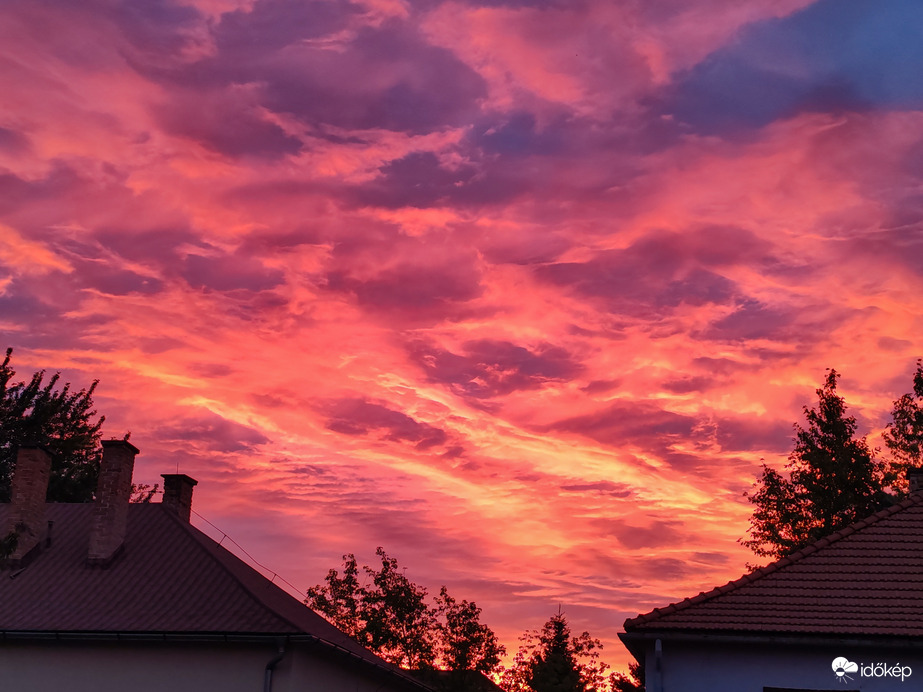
[624,492,923,636]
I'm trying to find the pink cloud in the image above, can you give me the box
[2,0,923,674]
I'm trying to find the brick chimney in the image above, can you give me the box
[909,467,923,494]
[2,446,52,566]
[161,474,197,522]
[87,439,139,566]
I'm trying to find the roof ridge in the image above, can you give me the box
[623,491,923,630]
[156,504,306,634]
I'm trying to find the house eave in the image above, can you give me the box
[619,628,923,658]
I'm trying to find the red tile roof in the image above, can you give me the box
[0,502,427,688]
[624,492,923,636]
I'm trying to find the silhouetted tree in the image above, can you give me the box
[743,369,896,559]
[307,548,504,674]
[884,359,923,475]
[609,662,644,692]
[436,586,505,675]
[0,348,104,502]
[500,610,608,692]
[362,547,438,669]
[129,482,160,503]
[306,553,364,640]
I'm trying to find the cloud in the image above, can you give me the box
[542,400,701,460]
[0,127,30,154]
[145,6,487,135]
[713,416,793,453]
[326,261,484,322]
[320,397,449,450]
[560,481,633,498]
[152,412,271,453]
[353,152,478,209]
[702,300,798,342]
[593,519,684,550]
[408,338,582,400]
[663,0,923,133]
[154,88,303,159]
[535,230,746,316]
[181,251,285,293]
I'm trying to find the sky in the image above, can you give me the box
[2,0,923,674]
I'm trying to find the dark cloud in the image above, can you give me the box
[0,163,90,216]
[712,416,793,453]
[472,111,565,157]
[593,519,683,550]
[535,230,745,316]
[181,251,285,293]
[479,227,571,266]
[663,0,923,134]
[702,300,797,341]
[326,262,483,320]
[213,0,359,56]
[408,338,583,399]
[560,481,633,498]
[321,397,449,450]
[690,551,730,565]
[580,379,621,394]
[155,90,303,159]
[153,411,271,453]
[108,0,203,60]
[542,400,701,467]
[0,305,112,351]
[96,228,198,264]
[353,152,478,209]
[661,375,716,394]
[239,228,325,252]
[71,258,163,296]
[879,336,912,352]
[691,356,749,376]
[0,126,30,155]
[148,10,487,136]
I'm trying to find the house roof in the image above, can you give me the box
[0,502,428,689]
[623,491,923,637]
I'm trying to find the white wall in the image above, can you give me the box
[640,638,920,692]
[0,640,415,692]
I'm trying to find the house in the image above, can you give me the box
[0,441,432,692]
[620,475,923,692]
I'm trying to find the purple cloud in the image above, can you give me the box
[321,397,449,450]
[408,338,583,400]
[662,0,923,134]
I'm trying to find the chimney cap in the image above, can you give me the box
[102,438,140,455]
[160,473,198,486]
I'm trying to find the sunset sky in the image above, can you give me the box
[3,0,923,673]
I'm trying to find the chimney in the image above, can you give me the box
[2,446,52,566]
[909,467,923,494]
[161,474,197,522]
[87,439,139,566]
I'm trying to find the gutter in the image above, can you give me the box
[264,640,286,692]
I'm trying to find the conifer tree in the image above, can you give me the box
[884,359,923,474]
[743,369,895,558]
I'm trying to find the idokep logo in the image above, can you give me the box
[832,657,912,683]
[832,657,858,683]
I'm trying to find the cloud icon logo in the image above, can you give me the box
[832,657,859,681]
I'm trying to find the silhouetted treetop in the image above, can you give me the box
[743,369,897,559]
[0,348,104,502]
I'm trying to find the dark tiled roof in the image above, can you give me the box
[624,492,923,637]
[0,502,418,680]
